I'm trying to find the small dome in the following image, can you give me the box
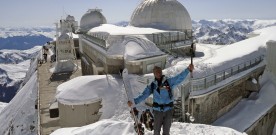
[130,0,192,31]
[124,36,165,60]
[80,9,107,32]
[66,15,75,22]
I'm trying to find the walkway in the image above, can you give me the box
[38,60,82,135]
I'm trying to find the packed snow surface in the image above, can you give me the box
[51,119,247,135]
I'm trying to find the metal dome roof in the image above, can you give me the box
[130,0,192,31]
[80,9,107,32]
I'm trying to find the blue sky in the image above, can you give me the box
[0,0,276,27]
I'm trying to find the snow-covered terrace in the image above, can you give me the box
[52,26,276,134]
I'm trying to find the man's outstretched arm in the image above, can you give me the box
[128,85,152,107]
[168,64,194,89]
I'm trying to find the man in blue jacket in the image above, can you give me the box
[128,64,194,135]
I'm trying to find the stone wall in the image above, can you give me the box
[189,66,265,124]
[245,105,276,135]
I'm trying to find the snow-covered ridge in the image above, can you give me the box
[0,46,42,64]
[0,58,38,135]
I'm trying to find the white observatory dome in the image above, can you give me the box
[80,9,107,32]
[130,0,192,31]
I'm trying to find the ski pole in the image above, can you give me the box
[190,43,195,122]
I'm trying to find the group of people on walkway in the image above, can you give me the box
[39,43,56,65]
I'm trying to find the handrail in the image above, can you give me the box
[83,34,107,49]
[190,55,264,91]
[78,28,193,57]
[152,31,193,57]
[173,55,265,122]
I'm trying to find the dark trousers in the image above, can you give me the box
[153,109,173,135]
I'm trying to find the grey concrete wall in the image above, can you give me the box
[189,66,265,124]
[245,105,276,135]
[59,100,102,127]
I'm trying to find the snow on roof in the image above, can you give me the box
[85,28,166,60]
[124,36,165,60]
[56,75,122,105]
[204,26,276,64]
[55,75,136,119]
[88,24,168,36]
[165,26,276,79]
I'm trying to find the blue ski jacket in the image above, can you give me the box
[134,68,190,112]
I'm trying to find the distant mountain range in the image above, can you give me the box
[0,27,55,50]
[192,19,276,44]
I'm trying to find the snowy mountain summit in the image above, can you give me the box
[193,19,276,44]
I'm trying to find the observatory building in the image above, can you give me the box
[78,0,193,75]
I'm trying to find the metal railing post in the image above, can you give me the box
[181,85,185,122]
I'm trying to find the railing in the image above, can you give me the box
[79,28,193,57]
[150,31,191,57]
[171,55,265,122]
[190,55,264,91]
[82,34,107,49]
[151,29,193,46]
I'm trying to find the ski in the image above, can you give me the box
[121,68,144,135]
